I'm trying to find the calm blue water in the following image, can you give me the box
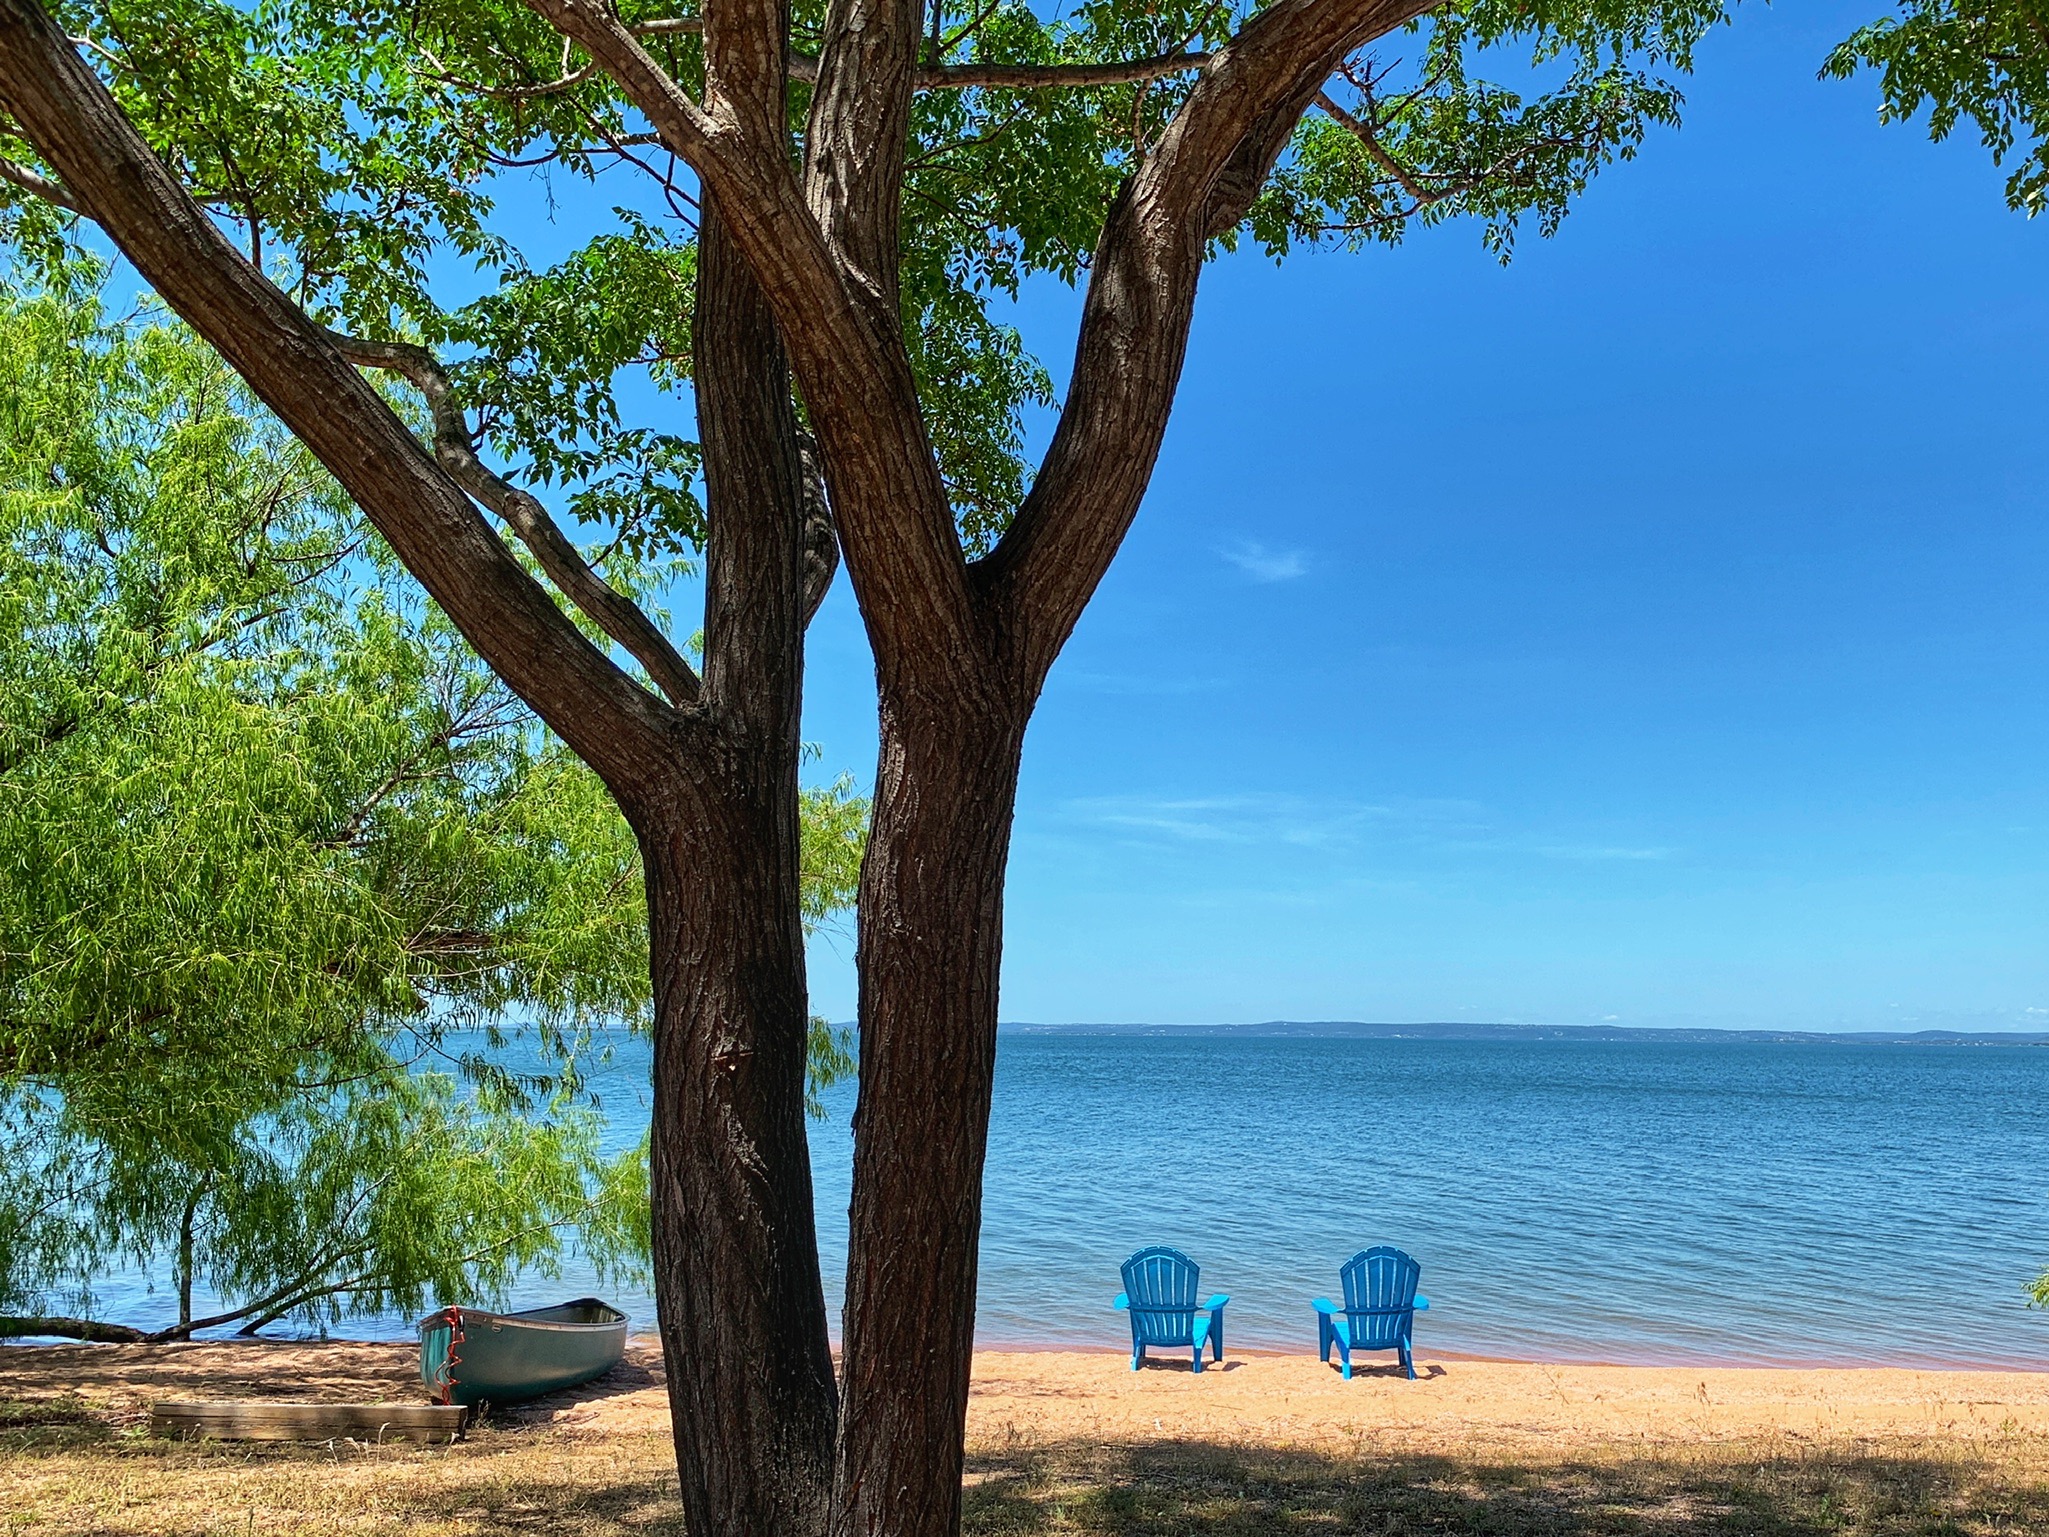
[53,1033,2049,1368]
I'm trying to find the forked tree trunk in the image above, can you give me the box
[631,202,839,1537]
[831,679,1028,1537]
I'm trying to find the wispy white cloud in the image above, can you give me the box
[1060,793,1481,850]
[1220,540,1309,582]
[1058,792,1676,866]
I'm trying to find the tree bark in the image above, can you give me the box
[175,1182,202,1331]
[0,1316,148,1343]
[629,199,839,1537]
[831,676,1026,1537]
[639,793,838,1537]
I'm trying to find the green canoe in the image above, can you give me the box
[418,1298,628,1407]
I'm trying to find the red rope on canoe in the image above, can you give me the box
[430,1306,466,1406]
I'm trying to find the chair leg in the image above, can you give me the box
[1400,1339,1414,1380]
[1191,1341,1203,1374]
[1211,1314,1224,1363]
[1338,1341,1352,1382]
[1317,1315,1330,1363]
[1132,1341,1144,1371]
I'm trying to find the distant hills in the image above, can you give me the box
[997,1020,2049,1046]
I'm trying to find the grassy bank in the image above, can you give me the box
[6,1399,2049,1536]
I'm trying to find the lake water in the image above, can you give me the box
[55,1031,2049,1368]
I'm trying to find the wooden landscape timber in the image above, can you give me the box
[149,1400,465,1444]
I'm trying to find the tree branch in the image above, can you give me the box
[526,0,981,677]
[325,332,701,707]
[0,1315,147,1343]
[415,17,714,102]
[0,0,688,806]
[914,51,1213,90]
[981,0,1435,694]
[804,0,920,302]
[324,699,496,851]
[0,148,79,209]
[797,431,838,628]
[695,201,813,731]
[0,1250,351,1345]
[416,42,1211,97]
[231,1198,616,1338]
[1314,87,1429,200]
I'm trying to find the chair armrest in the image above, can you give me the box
[1114,1292,1130,1310]
[1414,1296,1429,1311]
[1204,1294,1230,1311]
[1311,1297,1341,1315]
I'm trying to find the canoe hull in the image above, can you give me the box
[418,1298,627,1407]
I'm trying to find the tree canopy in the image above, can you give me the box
[0,267,861,1339]
[0,0,1727,560]
[1827,0,2049,218]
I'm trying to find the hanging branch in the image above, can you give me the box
[326,332,702,707]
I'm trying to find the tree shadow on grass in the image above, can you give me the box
[0,1340,419,1411]
[0,1394,116,1451]
[6,1415,2048,1537]
[1313,1359,1449,1382]
[486,1348,668,1428]
[0,1421,691,1537]
[961,1436,2049,1537]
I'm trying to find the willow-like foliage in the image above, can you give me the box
[0,269,862,1334]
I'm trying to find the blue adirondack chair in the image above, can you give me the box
[1115,1246,1229,1372]
[1313,1246,1430,1379]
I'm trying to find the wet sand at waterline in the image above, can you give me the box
[7,1337,2048,1449]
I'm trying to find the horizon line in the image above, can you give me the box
[978,1020,2049,1045]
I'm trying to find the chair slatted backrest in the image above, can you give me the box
[1122,1246,1199,1346]
[1339,1246,1420,1349]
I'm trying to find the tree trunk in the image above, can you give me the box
[175,1181,202,1331]
[831,677,1027,1537]
[630,199,840,1537]
[640,794,838,1535]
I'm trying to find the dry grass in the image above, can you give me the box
[5,1400,2049,1537]
[961,1433,2049,1535]
[0,1408,686,1536]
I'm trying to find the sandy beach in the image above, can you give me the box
[7,1336,2047,1450]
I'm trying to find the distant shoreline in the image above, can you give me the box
[993,1020,2049,1046]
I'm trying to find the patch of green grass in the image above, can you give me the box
[0,1397,96,1428]
[0,1397,115,1453]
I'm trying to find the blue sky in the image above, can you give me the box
[86,1,2037,1030]
[792,2,2049,1029]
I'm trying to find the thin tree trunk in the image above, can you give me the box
[175,1181,202,1331]
[632,200,839,1537]
[831,681,1027,1537]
